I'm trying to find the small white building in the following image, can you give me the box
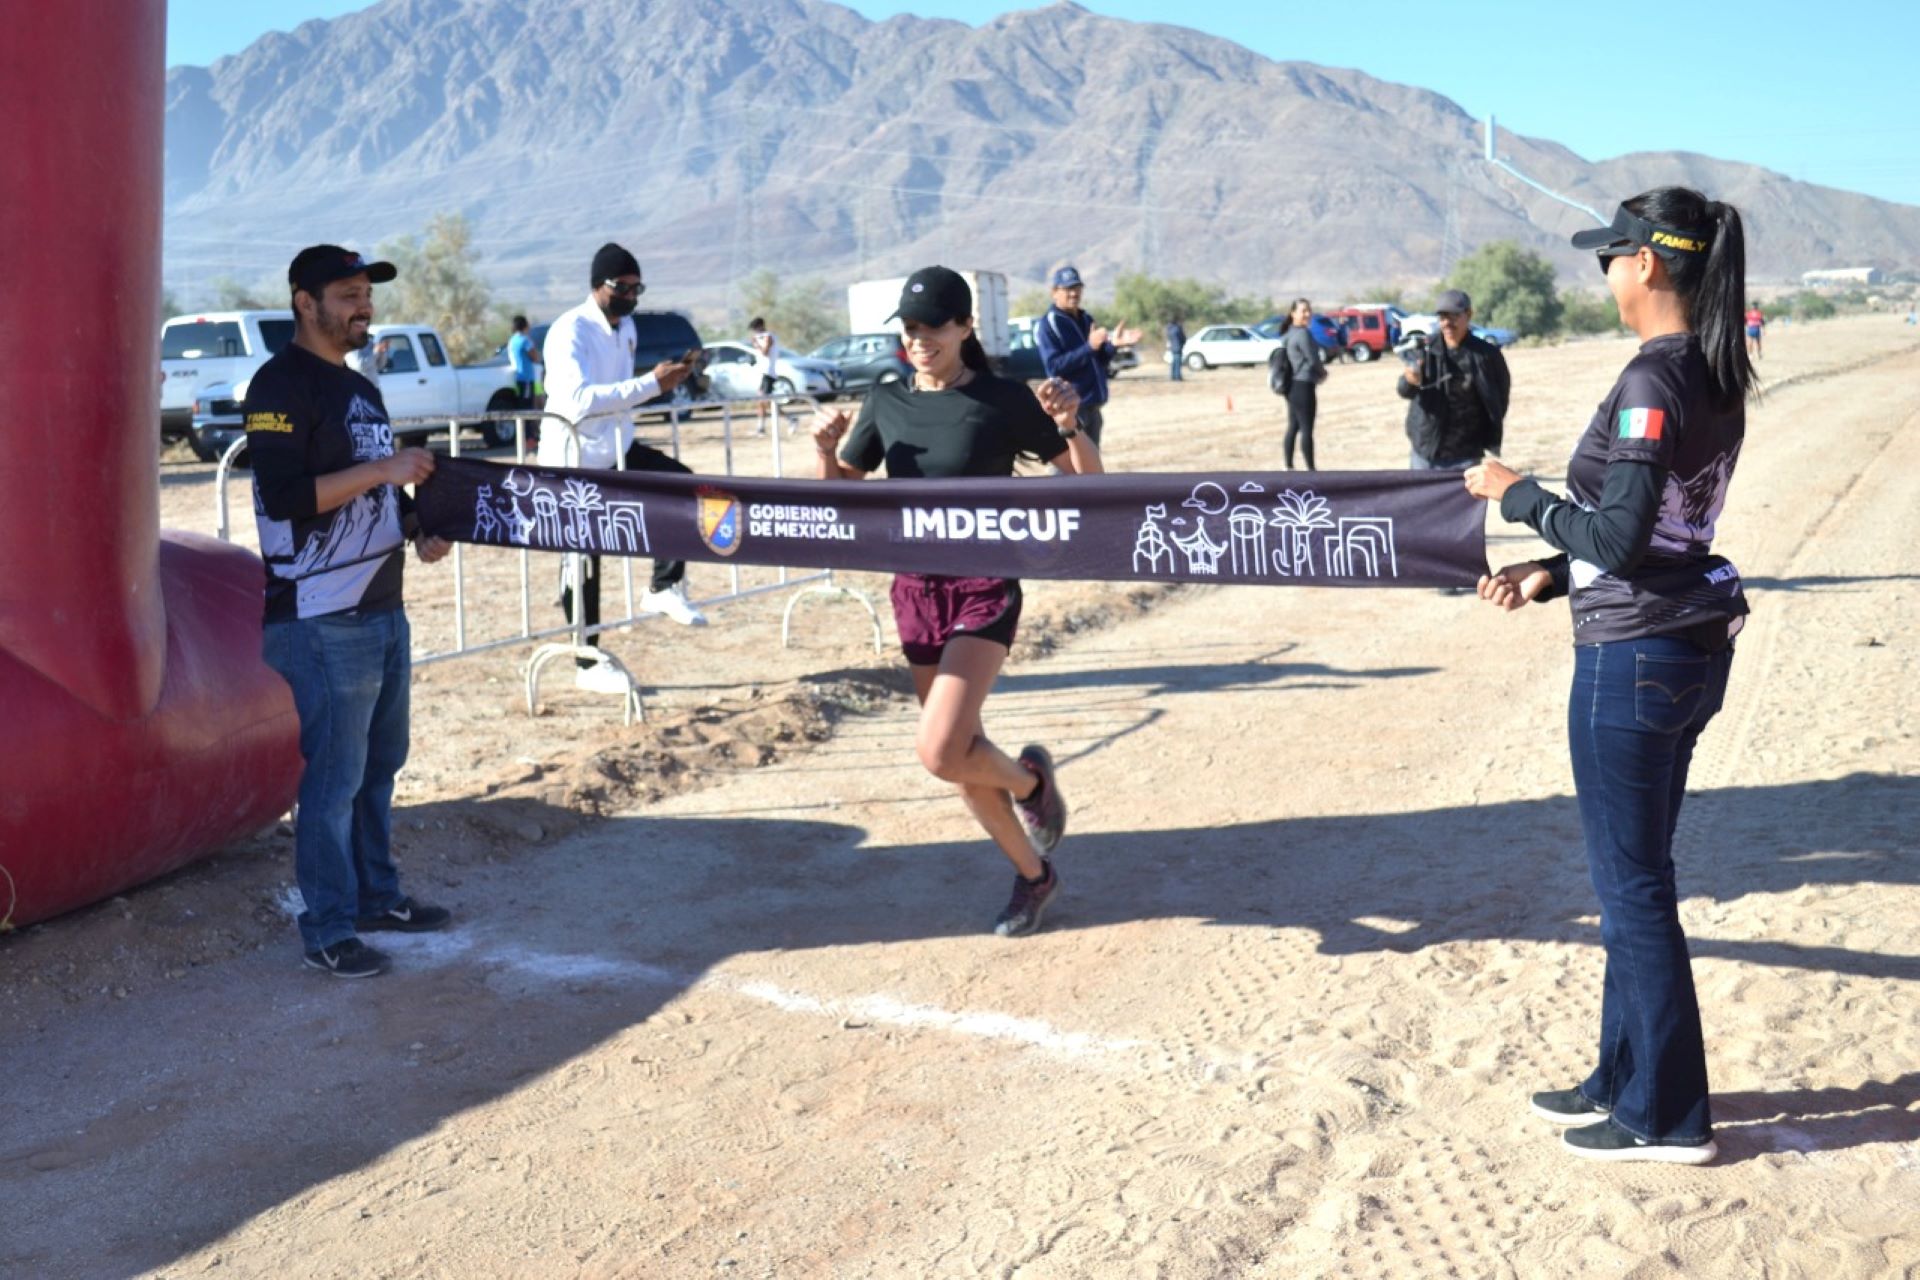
[1802,267,1883,287]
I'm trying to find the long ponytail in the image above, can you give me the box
[960,330,992,373]
[1622,187,1757,410]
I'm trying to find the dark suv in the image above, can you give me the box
[807,333,910,392]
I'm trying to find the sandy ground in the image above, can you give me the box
[3,314,1917,1279]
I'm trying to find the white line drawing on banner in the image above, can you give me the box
[1131,504,1173,574]
[1238,481,1266,494]
[1268,488,1334,576]
[1227,503,1271,576]
[1325,516,1399,578]
[1181,481,1230,517]
[499,470,539,545]
[526,487,564,547]
[559,477,605,549]
[1172,518,1229,574]
[598,502,651,554]
[473,484,505,543]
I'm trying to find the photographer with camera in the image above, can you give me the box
[539,243,710,691]
[1397,289,1510,471]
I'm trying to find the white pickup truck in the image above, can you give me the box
[161,310,297,457]
[188,322,524,459]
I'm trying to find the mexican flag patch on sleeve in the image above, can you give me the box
[1617,407,1666,440]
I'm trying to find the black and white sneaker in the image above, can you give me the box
[355,896,452,934]
[303,937,390,979]
[1014,745,1068,853]
[1562,1119,1717,1165]
[1531,1087,1611,1126]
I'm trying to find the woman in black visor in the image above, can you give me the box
[1463,188,1758,1164]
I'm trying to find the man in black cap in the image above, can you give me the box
[1397,288,1511,471]
[538,243,705,690]
[244,245,454,979]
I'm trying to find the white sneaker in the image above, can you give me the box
[641,584,709,627]
[574,658,633,695]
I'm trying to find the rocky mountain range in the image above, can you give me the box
[163,0,1920,319]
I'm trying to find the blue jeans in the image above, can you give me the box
[1169,353,1183,381]
[1569,635,1732,1144]
[263,609,412,951]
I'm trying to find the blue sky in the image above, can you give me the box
[168,0,1920,206]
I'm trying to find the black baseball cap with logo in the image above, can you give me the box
[1571,205,1713,262]
[288,244,398,296]
[887,266,972,325]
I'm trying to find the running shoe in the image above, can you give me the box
[355,896,453,934]
[641,583,709,627]
[1015,745,1067,852]
[1562,1119,1717,1165]
[303,937,390,979]
[1530,1087,1611,1126]
[993,860,1059,938]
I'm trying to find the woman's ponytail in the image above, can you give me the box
[1698,200,1757,409]
[960,330,992,373]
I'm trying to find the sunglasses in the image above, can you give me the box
[603,279,646,297]
[1435,310,1462,321]
[1595,248,1640,278]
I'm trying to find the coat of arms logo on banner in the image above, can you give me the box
[697,487,743,556]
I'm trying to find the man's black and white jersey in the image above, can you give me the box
[244,343,409,622]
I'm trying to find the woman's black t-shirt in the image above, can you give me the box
[1558,333,1748,644]
[839,372,1069,479]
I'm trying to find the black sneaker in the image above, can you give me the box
[993,860,1060,938]
[1530,1087,1611,1126]
[303,937,390,979]
[1562,1119,1717,1165]
[1014,745,1068,853]
[355,896,452,934]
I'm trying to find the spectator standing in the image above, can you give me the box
[1398,288,1511,471]
[749,316,779,435]
[244,245,454,979]
[1165,317,1186,382]
[538,243,708,695]
[1743,301,1765,359]
[1036,265,1139,446]
[1277,298,1328,470]
[507,314,541,405]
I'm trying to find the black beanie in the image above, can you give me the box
[591,242,640,286]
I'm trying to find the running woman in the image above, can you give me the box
[1464,188,1757,1165]
[811,267,1102,937]
[1743,300,1765,359]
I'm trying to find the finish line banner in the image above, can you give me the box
[415,457,1487,588]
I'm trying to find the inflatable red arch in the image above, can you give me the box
[0,5,301,930]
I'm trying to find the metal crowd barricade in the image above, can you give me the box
[212,394,881,723]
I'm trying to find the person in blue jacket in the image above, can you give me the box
[1037,266,1139,446]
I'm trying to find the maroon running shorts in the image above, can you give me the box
[890,574,1024,666]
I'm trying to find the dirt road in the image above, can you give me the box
[4,316,1916,1278]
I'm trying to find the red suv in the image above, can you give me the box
[1326,305,1404,362]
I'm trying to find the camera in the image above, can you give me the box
[1396,331,1428,366]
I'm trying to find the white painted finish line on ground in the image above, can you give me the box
[388,931,1150,1064]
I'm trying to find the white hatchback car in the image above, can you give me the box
[702,341,844,401]
[1183,324,1284,371]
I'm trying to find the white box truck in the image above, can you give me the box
[847,271,1009,358]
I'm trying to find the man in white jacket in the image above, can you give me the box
[538,243,706,691]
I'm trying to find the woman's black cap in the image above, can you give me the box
[888,266,972,325]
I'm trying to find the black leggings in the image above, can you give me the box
[561,441,688,661]
[1284,384,1317,470]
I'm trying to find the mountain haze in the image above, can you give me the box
[163,0,1920,317]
